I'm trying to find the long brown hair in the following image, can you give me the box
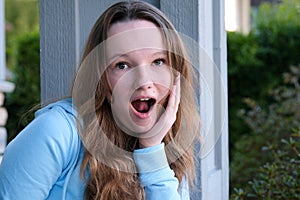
[75,1,200,199]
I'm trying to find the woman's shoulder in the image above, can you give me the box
[0,98,83,199]
[35,98,76,121]
[8,98,81,157]
[32,98,79,146]
[34,98,76,129]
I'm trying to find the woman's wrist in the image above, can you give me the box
[133,143,168,173]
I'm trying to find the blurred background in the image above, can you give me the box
[2,0,300,199]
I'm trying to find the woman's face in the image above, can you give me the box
[106,19,173,136]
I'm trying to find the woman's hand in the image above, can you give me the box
[139,74,181,148]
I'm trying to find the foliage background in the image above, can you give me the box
[4,0,40,142]
[5,31,40,142]
[5,0,39,68]
[228,0,300,150]
[228,0,300,198]
[230,65,300,199]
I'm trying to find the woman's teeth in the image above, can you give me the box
[139,98,150,101]
[132,98,156,113]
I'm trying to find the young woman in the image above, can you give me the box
[0,1,200,199]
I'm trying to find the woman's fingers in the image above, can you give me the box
[166,73,181,120]
[174,73,181,111]
[139,74,181,148]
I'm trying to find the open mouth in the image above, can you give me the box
[131,98,156,113]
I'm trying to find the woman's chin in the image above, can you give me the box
[112,105,161,137]
[128,109,157,135]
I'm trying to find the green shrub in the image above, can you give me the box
[5,0,39,68]
[228,0,300,156]
[227,31,262,150]
[231,133,300,200]
[5,31,40,142]
[253,0,300,87]
[230,65,300,198]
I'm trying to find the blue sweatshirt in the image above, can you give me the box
[0,99,189,199]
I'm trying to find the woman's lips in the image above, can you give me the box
[130,97,156,119]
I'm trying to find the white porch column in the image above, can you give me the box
[225,0,250,33]
[0,81,14,163]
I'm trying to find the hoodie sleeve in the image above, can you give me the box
[133,143,190,200]
[0,105,78,200]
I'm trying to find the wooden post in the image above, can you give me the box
[0,81,15,163]
[238,0,251,34]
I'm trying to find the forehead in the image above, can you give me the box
[105,20,166,61]
[108,19,159,36]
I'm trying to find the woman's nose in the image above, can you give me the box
[133,65,154,90]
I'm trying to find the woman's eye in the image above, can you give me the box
[153,59,165,66]
[115,62,129,70]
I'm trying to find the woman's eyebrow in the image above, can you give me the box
[107,53,130,64]
[109,50,167,59]
[151,50,168,57]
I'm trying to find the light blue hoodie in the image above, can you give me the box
[0,99,189,199]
